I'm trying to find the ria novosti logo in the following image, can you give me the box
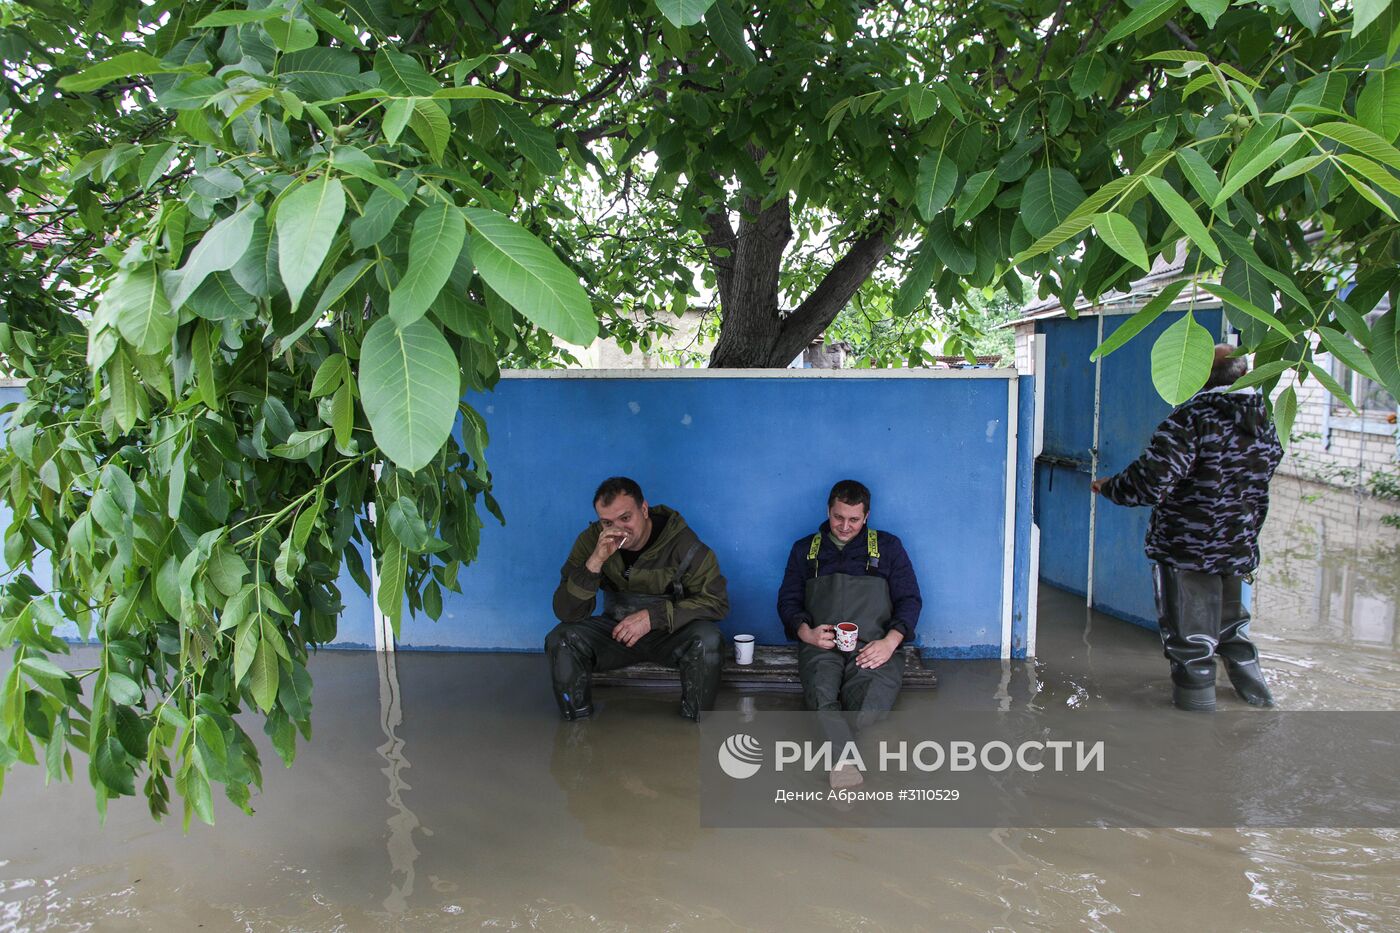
[717,733,764,779]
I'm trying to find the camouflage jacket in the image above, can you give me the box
[1100,388,1283,575]
[552,505,729,632]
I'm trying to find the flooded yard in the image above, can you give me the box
[1,475,1397,931]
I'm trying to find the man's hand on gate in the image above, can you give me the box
[1090,479,1104,494]
[586,528,629,573]
[612,609,652,647]
[855,631,902,669]
[798,623,836,650]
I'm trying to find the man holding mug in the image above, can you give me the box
[777,480,923,787]
[547,477,730,721]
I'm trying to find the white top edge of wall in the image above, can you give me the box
[0,378,28,388]
[499,368,1017,380]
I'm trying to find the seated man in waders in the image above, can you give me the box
[777,480,923,788]
[546,476,729,721]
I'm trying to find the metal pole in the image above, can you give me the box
[1087,311,1103,609]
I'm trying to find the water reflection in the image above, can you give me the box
[375,646,423,917]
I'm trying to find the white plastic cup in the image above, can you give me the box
[734,634,755,665]
[834,622,859,652]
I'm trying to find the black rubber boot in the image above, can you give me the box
[1225,659,1274,707]
[545,624,596,720]
[675,624,722,721]
[1216,576,1273,706]
[1154,564,1221,713]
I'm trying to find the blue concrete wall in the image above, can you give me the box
[397,374,1026,658]
[1035,308,1223,629]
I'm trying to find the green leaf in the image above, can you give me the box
[705,0,756,67]
[351,176,414,249]
[1357,67,1400,143]
[432,86,514,102]
[374,49,439,97]
[893,236,938,318]
[281,47,362,100]
[1226,359,1292,392]
[953,170,998,226]
[233,614,259,683]
[377,534,407,635]
[1022,166,1086,240]
[1069,55,1107,99]
[497,107,564,175]
[332,382,355,450]
[382,97,412,146]
[1265,154,1327,185]
[1318,327,1383,384]
[1311,121,1400,171]
[1101,0,1182,48]
[265,16,318,53]
[304,1,365,47]
[1151,311,1215,405]
[1184,0,1227,28]
[193,320,219,409]
[94,736,135,796]
[194,8,287,27]
[914,149,959,221]
[1142,176,1222,263]
[1289,0,1322,31]
[1274,385,1298,449]
[1305,360,1359,414]
[168,205,260,310]
[269,428,331,460]
[408,99,451,161]
[249,639,280,712]
[1175,148,1222,208]
[359,317,462,472]
[1214,133,1304,206]
[275,177,346,313]
[387,498,430,552]
[1371,306,1400,398]
[108,352,142,433]
[1337,153,1400,199]
[274,258,374,355]
[1090,281,1189,361]
[57,51,206,93]
[1092,212,1151,271]
[390,204,467,326]
[18,657,72,683]
[657,0,716,27]
[1214,226,1312,311]
[106,671,142,705]
[311,353,349,397]
[1354,0,1393,35]
[462,207,598,346]
[105,263,175,355]
[1197,283,1294,337]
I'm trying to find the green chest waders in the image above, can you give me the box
[797,530,906,727]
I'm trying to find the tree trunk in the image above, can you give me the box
[706,197,894,368]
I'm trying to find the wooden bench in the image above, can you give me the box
[593,644,938,692]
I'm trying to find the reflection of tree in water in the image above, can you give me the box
[548,717,702,852]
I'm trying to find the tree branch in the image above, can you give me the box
[768,222,894,367]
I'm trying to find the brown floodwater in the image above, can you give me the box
[1,475,1398,931]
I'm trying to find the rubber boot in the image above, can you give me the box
[1225,659,1274,707]
[1154,564,1220,713]
[1172,677,1217,712]
[676,625,722,721]
[545,625,595,720]
[1217,576,1273,706]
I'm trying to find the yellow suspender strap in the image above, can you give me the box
[867,527,879,559]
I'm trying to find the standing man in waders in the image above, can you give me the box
[1093,345,1284,712]
[546,477,729,721]
[777,480,923,788]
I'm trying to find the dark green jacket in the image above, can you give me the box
[552,505,729,633]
